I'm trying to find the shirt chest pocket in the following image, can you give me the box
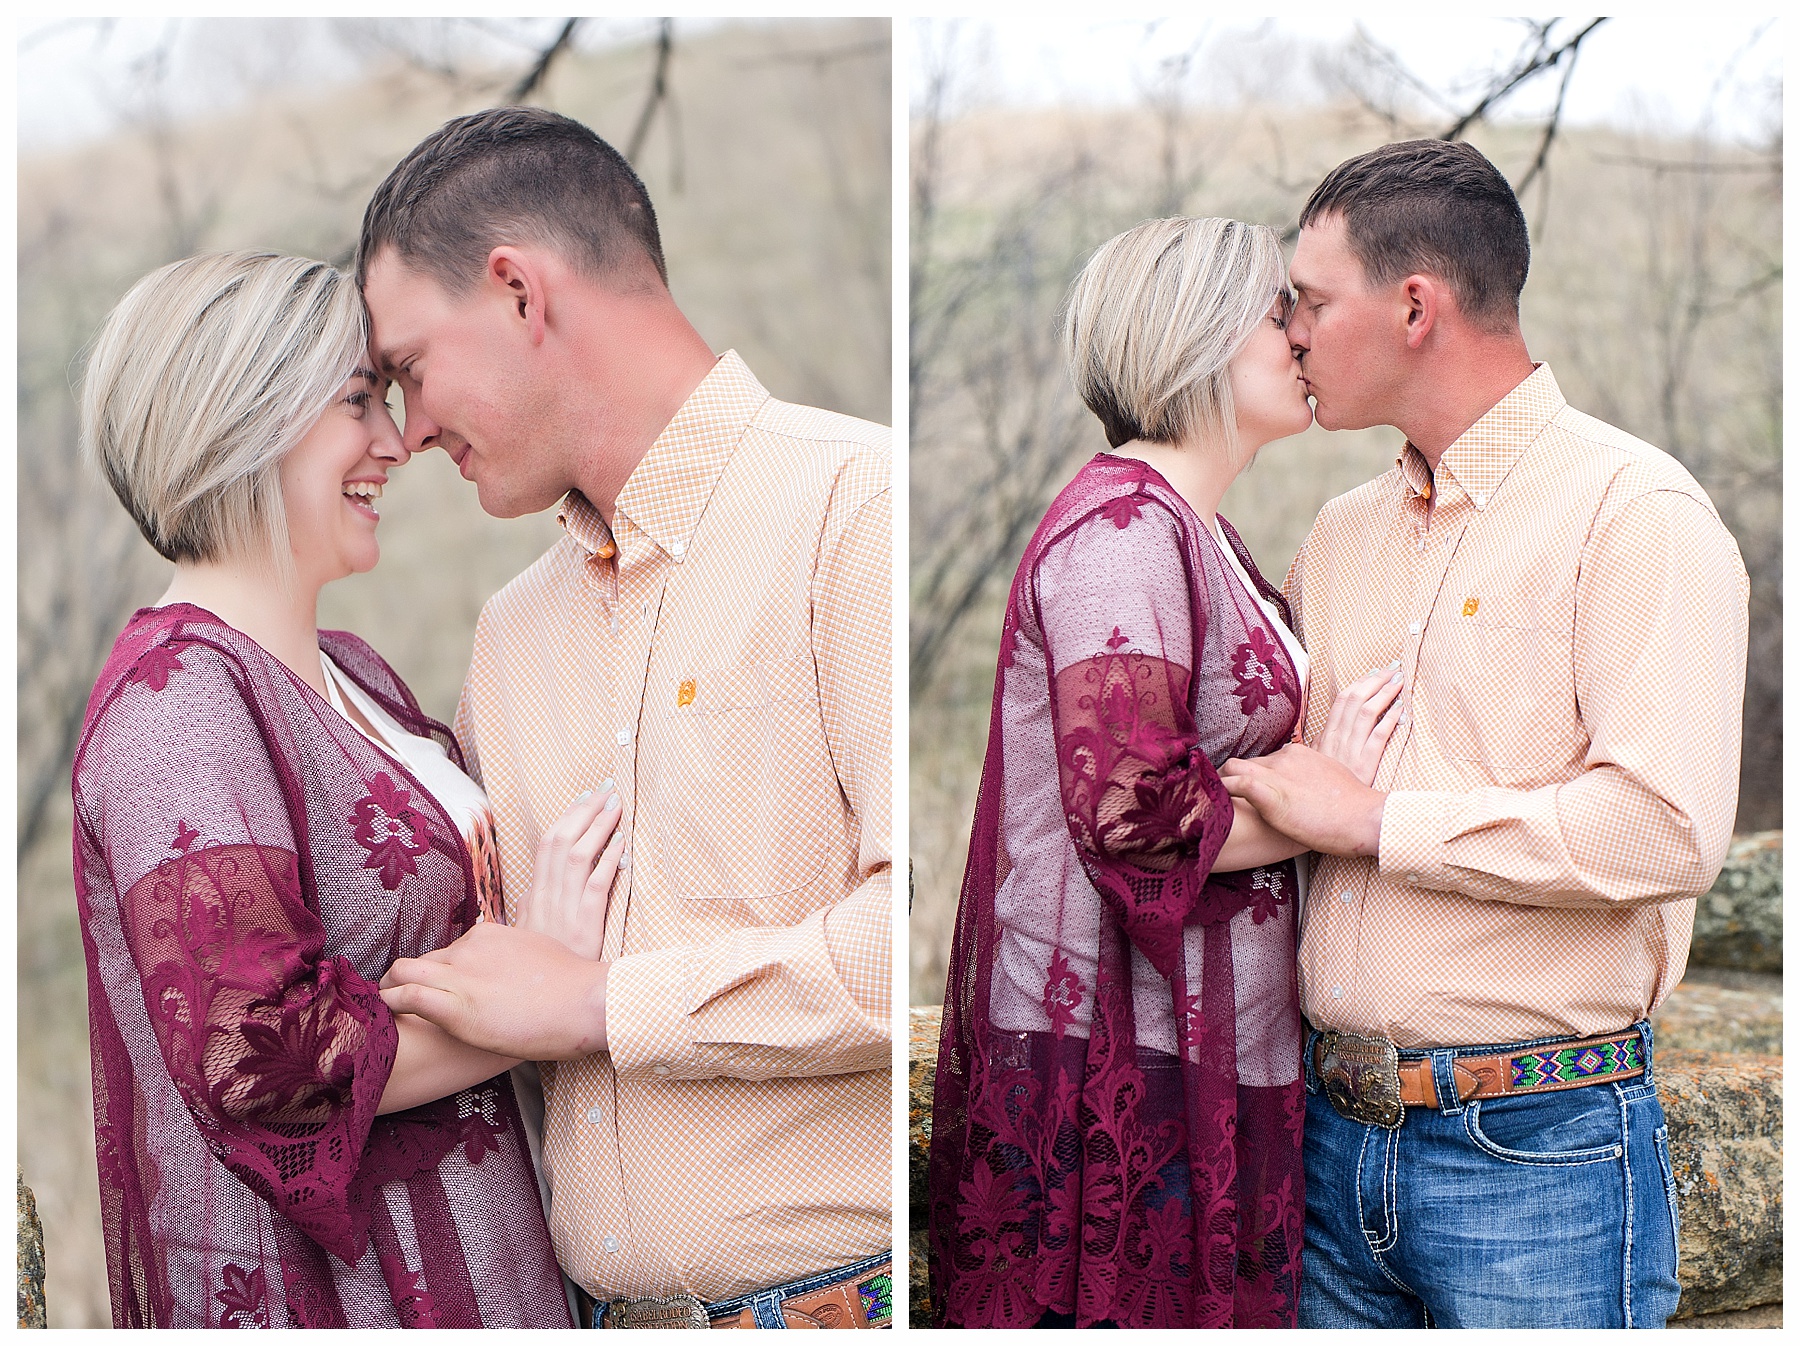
[650,656,842,904]
[1431,604,1586,783]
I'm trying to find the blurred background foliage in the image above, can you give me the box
[908,18,1781,1005]
[18,17,889,1325]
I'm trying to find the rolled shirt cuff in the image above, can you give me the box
[603,944,697,1081]
[1377,790,1460,891]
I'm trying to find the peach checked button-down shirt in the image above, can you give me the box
[455,351,891,1302]
[1285,364,1748,1049]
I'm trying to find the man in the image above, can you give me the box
[1221,140,1747,1328]
[367,107,893,1330]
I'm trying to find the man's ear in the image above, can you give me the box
[1401,274,1440,350]
[488,247,548,345]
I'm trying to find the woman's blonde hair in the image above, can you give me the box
[1064,216,1290,450]
[81,250,368,568]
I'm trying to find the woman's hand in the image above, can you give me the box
[1316,662,1404,786]
[514,784,624,961]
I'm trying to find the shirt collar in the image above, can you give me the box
[556,349,770,560]
[1396,362,1565,507]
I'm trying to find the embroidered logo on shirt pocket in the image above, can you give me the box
[654,657,840,906]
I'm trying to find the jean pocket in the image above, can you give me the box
[1653,1123,1682,1276]
[1462,1088,1625,1166]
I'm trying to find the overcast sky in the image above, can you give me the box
[912,16,1781,144]
[22,17,1780,153]
[18,17,691,151]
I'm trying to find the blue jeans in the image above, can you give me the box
[1299,1020,1682,1328]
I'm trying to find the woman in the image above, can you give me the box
[927,218,1401,1328]
[72,252,619,1327]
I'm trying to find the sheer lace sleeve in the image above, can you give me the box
[81,638,399,1265]
[1034,494,1234,979]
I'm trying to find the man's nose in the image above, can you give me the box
[401,393,442,455]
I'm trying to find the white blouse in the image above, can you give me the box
[319,653,504,925]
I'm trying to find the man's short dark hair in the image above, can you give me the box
[1299,140,1528,328]
[356,106,666,293]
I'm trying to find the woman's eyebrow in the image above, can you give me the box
[352,366,381,384]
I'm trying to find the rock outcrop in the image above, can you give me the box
[1659,1052,1783,1317]
[18,1170,45,1329]
[1653,975,1782,1057]
[1689,831,1781,973]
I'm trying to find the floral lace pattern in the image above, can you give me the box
[352,772,432,890]
[73,606,571,1327]
[930,456,1305,1328]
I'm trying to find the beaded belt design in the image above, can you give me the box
[1510,1035,1645,1089]
[1314,1028,1648,1130]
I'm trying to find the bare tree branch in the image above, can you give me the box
[1440,18,1607,142]
[508,17,581,103]
[1514,35,1579,198]
[626,18,674,163]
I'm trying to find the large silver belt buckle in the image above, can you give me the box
[1317,1030,1405,1129]
[606,1293,710,1329]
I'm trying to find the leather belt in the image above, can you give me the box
[1312,1027,1648,1129]
[591,1254,893,1330]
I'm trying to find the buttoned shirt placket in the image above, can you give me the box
[1318,428,1534,1032]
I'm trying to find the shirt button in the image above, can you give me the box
[651,1064,670,1077]
[1408,620,1422,635]
[1405,873,1420,885]
[619,849,632,871]
[1475,492,1489,509]
[586,1105,604,1125]
[616,728,632,745]
[1339,890,1353,906]
[669,539,686,559]
[1331,986,1345,999]
[602,1234,621,1253]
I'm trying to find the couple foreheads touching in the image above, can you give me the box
[75,105,892,1329]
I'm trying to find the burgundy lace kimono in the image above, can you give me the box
[929,455,1306,1328]
[72,604,571,1328]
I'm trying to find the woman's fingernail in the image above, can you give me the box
[599,778,615,794]
[576,790,593,802]
[605,791,621,812]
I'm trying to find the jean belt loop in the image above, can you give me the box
[750,1290,788,1330]
[1301,1026,1322,1095]
[1634,1017,1656,1085]
[1430,1048,1467,1116]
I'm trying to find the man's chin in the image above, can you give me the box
[473,478,563,521]
[1310,400,1355,433]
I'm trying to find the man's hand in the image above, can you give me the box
[1219,742,1386,858]
[381,922,610,1061]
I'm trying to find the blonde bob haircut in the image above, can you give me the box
[1064,216,1290,450]
[81,250,368,569]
